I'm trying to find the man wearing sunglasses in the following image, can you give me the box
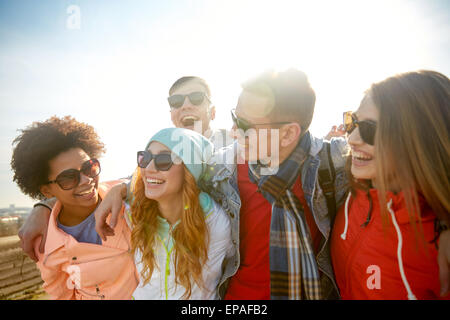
[168,76,231,149]
[197,68,350,300]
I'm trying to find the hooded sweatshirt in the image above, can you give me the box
[331,188,448,300]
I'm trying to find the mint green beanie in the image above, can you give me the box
[144,128,215,213]
[145,128,214,182]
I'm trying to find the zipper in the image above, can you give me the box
[77,285,105,299]
[165,225,175,300]
[157,225,174,300]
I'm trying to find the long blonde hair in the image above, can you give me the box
[130,165,209,299]
[368,70,450,228]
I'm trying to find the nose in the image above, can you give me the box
[180,95,195,110]
[347,126,362,146]
[144,158,158,173]
[79,172,94,185]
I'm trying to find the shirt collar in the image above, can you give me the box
[44,200,68,254]
[44,183,110,255]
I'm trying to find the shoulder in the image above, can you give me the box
[208,141,238,170]
[312,135,349,170]
[200,142,238,186]
[328,137,350,169]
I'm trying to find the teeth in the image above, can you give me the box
[146,178,164,185]
[77,187,94,195]
[352,151,372,160]
[182,116,198,121]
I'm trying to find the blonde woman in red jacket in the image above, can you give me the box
[331,70,450,300]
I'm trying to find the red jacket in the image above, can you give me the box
[331,188,448,300]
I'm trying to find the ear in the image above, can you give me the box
[40,185,55,199]
[280,123,302,148]
[209,105,216,121]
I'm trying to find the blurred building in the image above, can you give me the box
[0,205,31,237]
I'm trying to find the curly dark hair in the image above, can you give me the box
[11,116,106,199]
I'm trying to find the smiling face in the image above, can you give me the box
[140,141,184,202]
[233,90,274,162]
[40,147,99,211]
[232,89,301,166]
[348,96,379,182]
[169,80,215,135]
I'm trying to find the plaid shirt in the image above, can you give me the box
[248,132,322,299]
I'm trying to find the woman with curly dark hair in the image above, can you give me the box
[11,116,138,299]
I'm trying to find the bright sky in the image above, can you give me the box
[1,0,449,208]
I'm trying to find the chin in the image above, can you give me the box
[351,165,376,181]
[73,188,99,208]
[144,188,164,201]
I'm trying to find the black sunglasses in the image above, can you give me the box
[343,111,377,145]
[137,151,176,171]
[231,109,291,132]
[46,159,101,190]
[167,91,211,109]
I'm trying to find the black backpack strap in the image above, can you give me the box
[318,141,336,217]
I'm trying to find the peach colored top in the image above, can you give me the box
[35,181,139,300]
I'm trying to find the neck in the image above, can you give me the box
[157,194,184,225]
[59,201,99,226]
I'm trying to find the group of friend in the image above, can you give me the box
[11,68,450,300]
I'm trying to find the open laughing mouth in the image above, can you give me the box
[146,178,165,186]
[74,185,96,199]
[181,115,199,127]
[352,150,373,166]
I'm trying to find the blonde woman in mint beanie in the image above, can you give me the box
[125,128,233,300]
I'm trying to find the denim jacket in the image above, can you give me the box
[199,134,350,299]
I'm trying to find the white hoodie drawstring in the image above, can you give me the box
[388,199,417,300]
[340,193,352,240]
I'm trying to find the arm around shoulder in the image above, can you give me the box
[18,200,54,261]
